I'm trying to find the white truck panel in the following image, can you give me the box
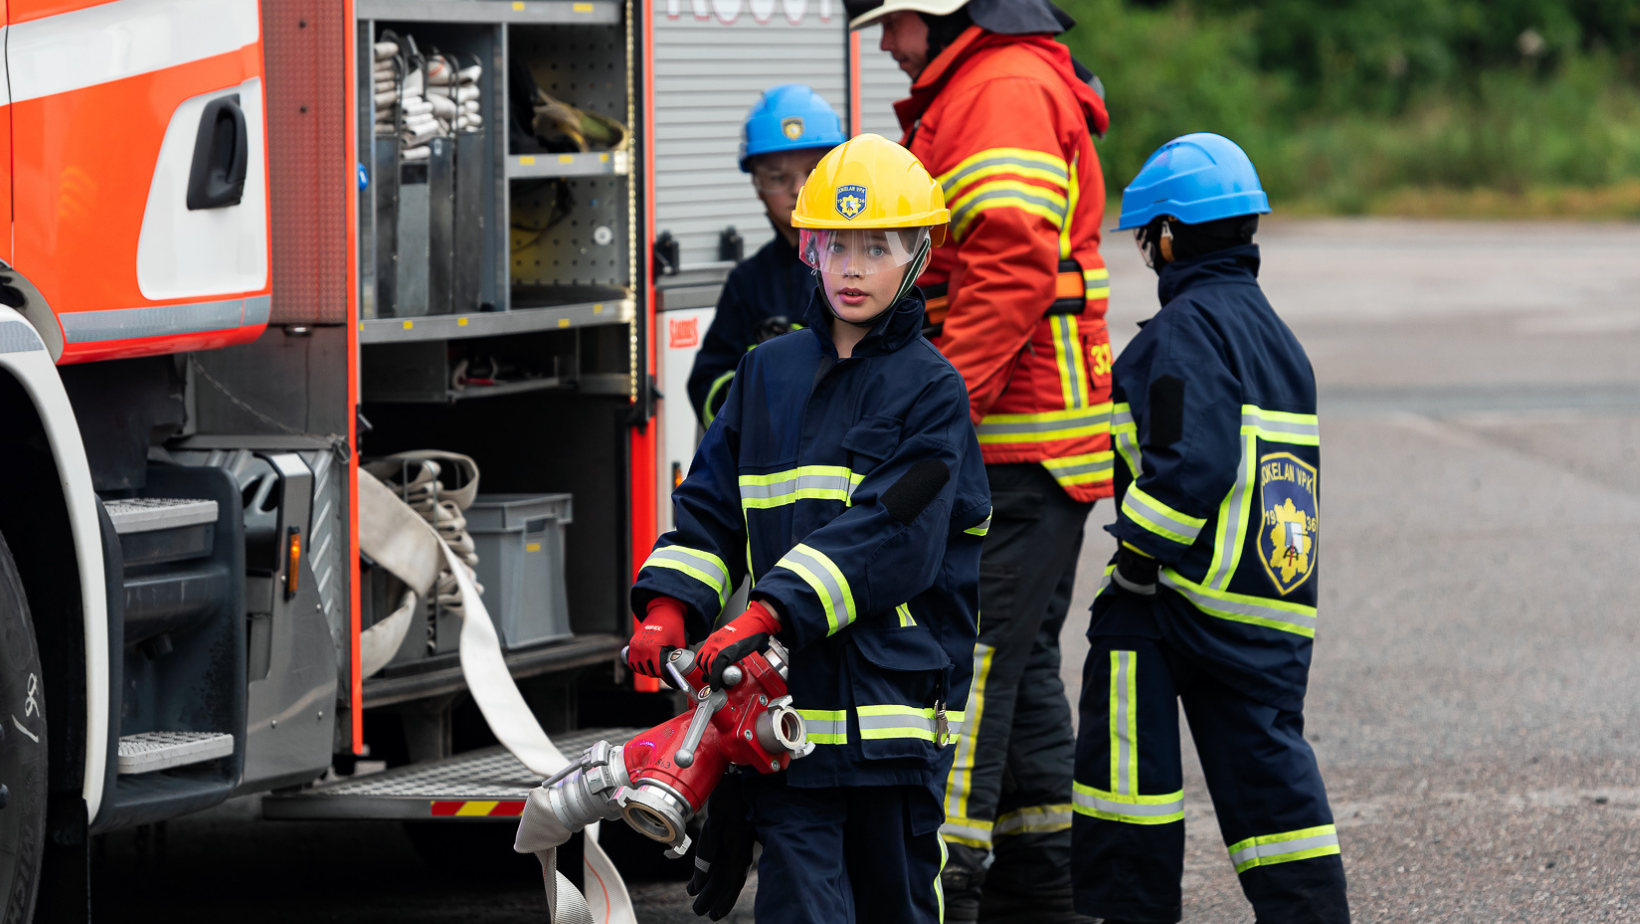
[655,305,715,532]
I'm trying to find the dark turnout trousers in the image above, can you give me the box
[745,778,947,924]
[1071,590,1350,924]
[943,463,1092,918]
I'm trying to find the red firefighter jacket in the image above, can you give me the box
[897,26,1114,503]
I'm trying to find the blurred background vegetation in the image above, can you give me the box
[1061,0,1640,217]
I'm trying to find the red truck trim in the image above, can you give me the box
[430,800,527,818]
[342,0,365,756]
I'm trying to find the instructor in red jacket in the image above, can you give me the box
[847,1,1113,921]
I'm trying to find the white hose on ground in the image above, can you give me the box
[357,457,635,923]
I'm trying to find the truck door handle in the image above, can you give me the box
[186,94,249,210]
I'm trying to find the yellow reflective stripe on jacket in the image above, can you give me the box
[857,705,939,741]
[642,545,730,606]
[975,403,1111,445]
[1203,430,1257,591]
[1243,405,1320,445]
[963,509,992,537]
[1042,451,1113,487]
[994,803,1074,837]
[1110,402,1139,477]
[1227,825,1340,873]
[895,603,916,627]
[1051,315,1091,410]
[773,543,856,635]
[1120,484,1207,547]
[1160,568,1318,638]
[1072,781,1185,825]
[949,179,1068,239]
[739,465,863,509]
[857,705,961,745]
[940,816,994,848]
[795,708,847,745]
[1058,152,1081,259]
[701,368,735,426]
[937,147,1070,199]
[1083,266,1110,301]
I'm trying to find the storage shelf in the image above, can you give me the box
[358,0,621,24]
[360,298,634,343]
[507,151,629,178]
[448,377,563,399]
[452,372,629,399]
[367,373,630,404]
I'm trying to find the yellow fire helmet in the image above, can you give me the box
[792,133,949,313]
[792,132,949,232]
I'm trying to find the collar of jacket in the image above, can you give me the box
[968,0,1072,35]
[801,285,928,358]
[765,217,799,262]
[893,27,1109,137]
[1157,244,1263,305]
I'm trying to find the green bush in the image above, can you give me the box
[1061,0,1640,214]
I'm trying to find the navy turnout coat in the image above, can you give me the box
[686,231,815,426]
[636,286,989,802]
[1099,245,1322,711]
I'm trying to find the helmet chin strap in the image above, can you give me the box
[826,234,934,330]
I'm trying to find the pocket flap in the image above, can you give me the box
[841,416,902,464]
[851,622,951,672]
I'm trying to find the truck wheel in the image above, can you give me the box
[0,533,45,924]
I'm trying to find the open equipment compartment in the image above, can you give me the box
[507,19,634,311]
[354,0,639,699]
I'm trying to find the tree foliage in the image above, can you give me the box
[1061,0,1640,214]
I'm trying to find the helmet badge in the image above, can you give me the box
[835,185,867,220]
[781,117,805,140]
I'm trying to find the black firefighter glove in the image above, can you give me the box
[687,771,756,920]
[1112,545,1159,595]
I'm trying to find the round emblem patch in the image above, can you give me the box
[1257,451,1318,595]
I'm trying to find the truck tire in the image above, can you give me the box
[0,532,45,924]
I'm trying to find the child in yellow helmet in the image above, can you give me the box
[628,134,988,923]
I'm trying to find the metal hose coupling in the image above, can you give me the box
[615,780,696,857]
[756,695,809,758]
[542,739,631,834]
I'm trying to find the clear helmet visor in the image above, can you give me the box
[799,227,931,276]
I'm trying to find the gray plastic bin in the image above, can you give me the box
[467,493,573,648]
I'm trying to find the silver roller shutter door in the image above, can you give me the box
[652,3,850,273]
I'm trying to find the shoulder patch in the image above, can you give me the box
[1258,452,1318,595]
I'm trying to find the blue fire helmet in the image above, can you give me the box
[739,84,846,173]
[1113,133,1270,231]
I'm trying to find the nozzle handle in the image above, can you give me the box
[672,687,725,768]
[665,647,698,692]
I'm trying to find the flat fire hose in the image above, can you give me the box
[358,468,636,923]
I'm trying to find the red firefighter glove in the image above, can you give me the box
[696,601,782,689]
[627,597,687,679]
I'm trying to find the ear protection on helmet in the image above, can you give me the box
[1136,218,1174,270]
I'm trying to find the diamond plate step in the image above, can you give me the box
[105,497,219,534]
[118,731,236,774]
[262,727,639,821]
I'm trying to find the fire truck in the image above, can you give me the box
[0,0,908,918]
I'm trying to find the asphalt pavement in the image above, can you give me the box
[94,219,1640,923]
[1061,218,1640,923]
